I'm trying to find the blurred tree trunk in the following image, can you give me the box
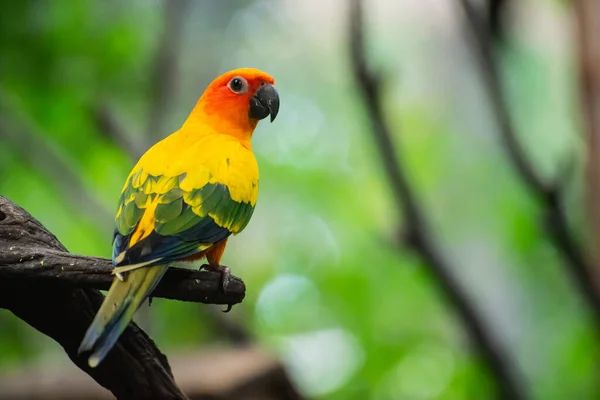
[575,0,600,295]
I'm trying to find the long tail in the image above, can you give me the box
[78,264,169,367]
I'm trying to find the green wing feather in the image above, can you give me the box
[112,170,255,265]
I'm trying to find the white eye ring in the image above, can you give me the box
[228,76,249,94]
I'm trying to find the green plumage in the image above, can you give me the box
[82,170,256,368]
[115,170,254,241]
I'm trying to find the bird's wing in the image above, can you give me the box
[112,166,256,268]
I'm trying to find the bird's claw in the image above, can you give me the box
[222,304,233,313]
[200,263,232,294]
[220,266,231,294]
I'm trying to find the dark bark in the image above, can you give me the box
[147,0,191,142]
[0,348,304,400]
[488,0,509,39]
[0,196,247,399]
[93,103,147,160]
[575,0,600,313]
[348,1,526,399]
[0,196,245,306]
[456,0,600,328]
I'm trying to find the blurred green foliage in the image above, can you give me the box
[0,1,597,399]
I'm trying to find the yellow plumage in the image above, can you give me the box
[79,68,279,367]
[126,131,258,205]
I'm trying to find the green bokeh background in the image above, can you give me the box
[0,0,596,399]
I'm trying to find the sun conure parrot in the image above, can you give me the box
[78,68,279,368]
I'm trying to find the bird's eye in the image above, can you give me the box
[228,76,248,94]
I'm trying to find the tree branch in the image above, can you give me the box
[348,1,526,399]
[0,94,114,235]
[93,102,147,160]
[456,0,600,328]
[0,196,245,306]
[0,196,246,399]
[575,0,600,304]
[0,282,188,400]
[487,0,510,40]
[458,0,544,193]
[147,0,191,142]
[0,348,303,400]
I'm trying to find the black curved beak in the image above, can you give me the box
[249,84,279,122]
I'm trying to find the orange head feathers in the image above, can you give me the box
[186,68,279,141]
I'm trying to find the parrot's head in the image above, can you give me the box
[190,68,279,141]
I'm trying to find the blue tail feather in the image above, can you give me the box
[78,265,168,367]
